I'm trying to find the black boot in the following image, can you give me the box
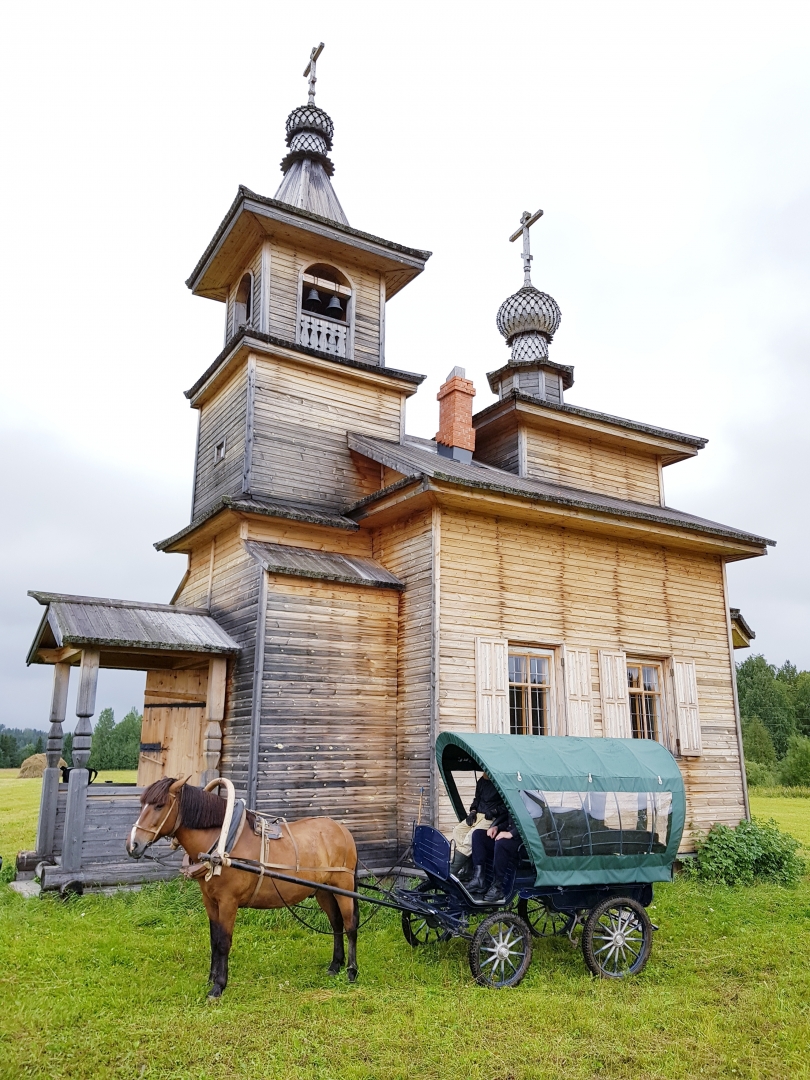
[467,865,487,894]
[450,851,471,879]
[482,881,506,903]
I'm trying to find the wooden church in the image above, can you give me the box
[23,46,772,890]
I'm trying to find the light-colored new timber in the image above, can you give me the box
[433,506,746,851]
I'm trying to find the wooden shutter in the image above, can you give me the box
[673,659,703,756]
[598,650,631,739]
[475,637,509,734]
[563,647,593,736]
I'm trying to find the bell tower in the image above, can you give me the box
[174,45,431,525]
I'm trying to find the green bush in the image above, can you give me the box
[745,760,776,788]
[779,736,810,787]
[689,817,805,887]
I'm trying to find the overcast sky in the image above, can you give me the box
[1,2,808,732]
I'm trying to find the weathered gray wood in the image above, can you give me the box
[61,767,90,872]
[36,662,71,858]
[247,567,268,806]
[241,356,256,496]
[41,856,182,892]
[71,649,99,770]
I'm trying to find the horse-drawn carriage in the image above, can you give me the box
[394,732,685,987]
[129,732,685,995]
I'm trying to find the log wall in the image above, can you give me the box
[266,238,384,365]
[192,365,248,518]
[435,507,744,849]
[251,353,404,511]
[374,509,434,845]
[257,575,400,865]
[176,527,262,796]
[523,425,663,504]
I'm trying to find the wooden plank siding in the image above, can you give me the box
[266,238,384,364]
[474,418,521,475]
[192,365,248,518]
[374,510,434,846]
[175,526,262,797]
[250,354,404,511]
[523,425,664,505]
[256,575,399,865]
[434,507,745,850]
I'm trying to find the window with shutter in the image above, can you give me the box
[563,647,593,736]
[598,650,632,738]
[507,648,557,735]
[475,637,509,734]
[673,659,702,756]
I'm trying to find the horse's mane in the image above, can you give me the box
[141,777,227,830]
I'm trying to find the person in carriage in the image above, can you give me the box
[449,772,504,880]
[450,773,522,901]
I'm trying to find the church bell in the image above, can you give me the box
[325,295,343,318]
[303,288,322,312]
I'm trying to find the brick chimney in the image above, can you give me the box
[436,366,476,463]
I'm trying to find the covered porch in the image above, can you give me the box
[20,592,240,892]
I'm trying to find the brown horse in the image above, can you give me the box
[126,777,359,999]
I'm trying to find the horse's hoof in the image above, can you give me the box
[207,987,223,1003]
[347,967,358,983]
[326,965,341,977]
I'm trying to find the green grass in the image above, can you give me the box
[1,773,810,1079]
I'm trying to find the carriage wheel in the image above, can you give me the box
[517,898,575,938]
[581,897,652,978]
[401,910,451,946]
[468,912,533,989]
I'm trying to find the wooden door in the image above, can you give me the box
[138,669,209,787]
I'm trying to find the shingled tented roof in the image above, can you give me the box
[346,433,775,551]
[27,592,240,668]
[245,541,404,590]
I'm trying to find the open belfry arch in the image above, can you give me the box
[23,44,772,890]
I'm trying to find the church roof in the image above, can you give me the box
[186,186,431,302]
[244,541,404,590]
[183,326,425,406]
[26,592,240,666]
[345,433,775,551]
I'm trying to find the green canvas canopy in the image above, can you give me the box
[436,733,686,887]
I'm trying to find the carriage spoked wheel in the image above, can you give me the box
[469,912,533,989]
[581,897,653,978]
[401,909,452,946]
[516,898,576,938]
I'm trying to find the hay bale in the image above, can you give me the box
[18,753,67,778]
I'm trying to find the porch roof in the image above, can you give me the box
[244,541,404,590]
[27,592,240,669]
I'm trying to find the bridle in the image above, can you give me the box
[131,790,183,856]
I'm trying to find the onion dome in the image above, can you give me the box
[496,286,561,362]
[273,45,349,226]
[281,104,336,177]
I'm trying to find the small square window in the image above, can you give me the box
[213,439,226,465]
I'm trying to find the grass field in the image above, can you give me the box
[1,773,809,1079]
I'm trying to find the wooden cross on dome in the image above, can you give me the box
[509,209,544,287]
[304,43,325,105]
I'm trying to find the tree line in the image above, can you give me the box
[738,655,810,787]
[0,709,142,771]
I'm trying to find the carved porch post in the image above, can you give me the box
[201,656,227,786]
[35,662,70,860]
[61,649,99,874]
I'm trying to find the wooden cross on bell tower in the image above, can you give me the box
[509,209,544,287]
[304,42,325,105]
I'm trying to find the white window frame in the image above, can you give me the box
[625,656,674,748]
[507,645,560,736]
